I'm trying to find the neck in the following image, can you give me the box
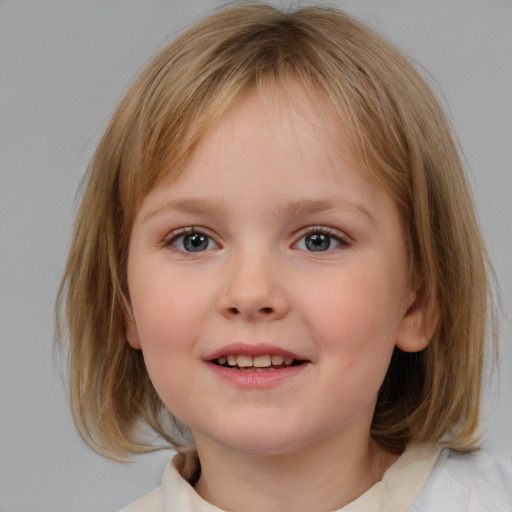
[193,433,398,512]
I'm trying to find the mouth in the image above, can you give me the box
[205,345,310,387]
[210,354,306,371]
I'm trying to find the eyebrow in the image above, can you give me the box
[143,197,230,223]
[143,196,375,225]
[283,198,376,225]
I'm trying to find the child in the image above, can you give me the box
[56,4,512,511]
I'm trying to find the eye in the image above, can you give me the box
[166,230,218,253]
[294,228,349,252]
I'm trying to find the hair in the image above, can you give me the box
[56,3,495,461]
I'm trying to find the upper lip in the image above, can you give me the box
[204,342,309,362]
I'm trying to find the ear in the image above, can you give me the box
[395,287,439,353]
[125,310,142,349]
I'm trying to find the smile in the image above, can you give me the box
[205,344,310,386]
[212,354,303,370]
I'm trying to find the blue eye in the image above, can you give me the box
[304,233,332,251]
[168,231,217,252]
[295,229,348,252]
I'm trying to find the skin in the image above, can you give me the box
[125,86,431,511]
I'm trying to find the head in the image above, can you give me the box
[57,3,492,460]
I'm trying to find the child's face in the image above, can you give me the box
[125,87,426,457]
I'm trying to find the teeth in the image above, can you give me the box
[216,354,298,368]
[253,355,272,367]
[271,355,284,365]
[237,355,253,368]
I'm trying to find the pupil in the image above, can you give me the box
[305,233,330,251]
[184,233,208,252]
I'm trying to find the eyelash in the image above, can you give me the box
[294,226,351,252]
[163,226,351,254]
[164,227,218,253]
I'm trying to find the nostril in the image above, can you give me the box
[226,306,273,316]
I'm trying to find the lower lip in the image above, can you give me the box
[206,362,309,388]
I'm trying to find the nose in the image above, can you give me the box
[217,250,289,321]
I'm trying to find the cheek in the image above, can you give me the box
[134,294,202,361]
[130,261,212,343]
[128,277,196,378]
[298,269,401,416]
[132,291,204,418]
[296,264,404,359]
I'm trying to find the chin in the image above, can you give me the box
[197,420,319,458]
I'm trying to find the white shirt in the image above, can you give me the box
[120,443,512,511]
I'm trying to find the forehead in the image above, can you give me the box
[157,82,363,189]
[138,85,388,226]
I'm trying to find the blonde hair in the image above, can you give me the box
[56,3,495,460]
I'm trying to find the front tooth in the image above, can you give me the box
[253,355,272,367]
[271,355,284,365]
[227,354,238,366]
[237,355,253,368]
[283,357,294,366]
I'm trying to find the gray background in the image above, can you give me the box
[0,1,510,511]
